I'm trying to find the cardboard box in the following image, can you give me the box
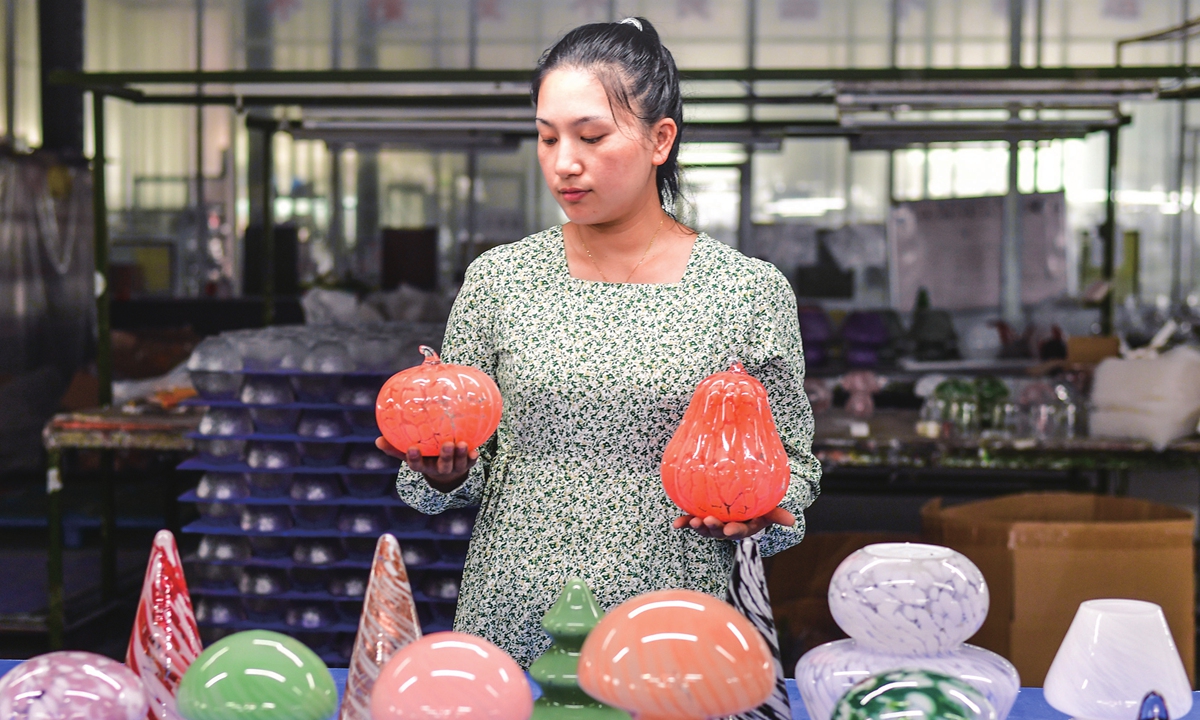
[922,493,1195,687]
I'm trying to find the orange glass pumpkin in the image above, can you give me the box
[660,361,789,523]
[577,589,775,720]
[376,346,502,457]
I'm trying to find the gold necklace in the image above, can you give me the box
[575,217,665,284]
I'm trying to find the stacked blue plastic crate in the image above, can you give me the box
[178,323,471,665]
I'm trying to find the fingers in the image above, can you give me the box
[375,436,406,459]
[404,447,426,474]
[764,506,797,527]
[453,441,475,475]
[436,441,456,476]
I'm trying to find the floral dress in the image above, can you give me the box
[395,225,821,667]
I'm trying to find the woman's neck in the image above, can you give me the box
[571,205,666,257]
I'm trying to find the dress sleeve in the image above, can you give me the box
[394,255,500,514]
[740,265,823,557]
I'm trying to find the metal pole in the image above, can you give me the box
[465,147,477,268]
[468,0,478,70]
[4,0,14,144]
[1035,0,1044,67]
[330,0,341,70]
[1191,129,1199,299]
[746,0,757,70]
[1172,0,1190,306]
[607,0,616,22]
[100,449,116,602]
[329,1,342,276]
[92,92,111,407]
[739,0,757,249]
[195,0,205,293]
[46,449,63,649]
[889,0,899,67]
[1001,139,1023,323]
[1101,127,1119,335]
[1010,0,1024,68]
[263,124,275,325]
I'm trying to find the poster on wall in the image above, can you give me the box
[888,192,1066,310]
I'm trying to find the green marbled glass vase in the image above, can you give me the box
[530,578,630,720]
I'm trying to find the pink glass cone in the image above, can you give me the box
[338,533,423,720]
[127,529,203,720]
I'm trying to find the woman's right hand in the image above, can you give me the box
[375,437,478,491]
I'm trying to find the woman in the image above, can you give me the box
[377,16,821,667]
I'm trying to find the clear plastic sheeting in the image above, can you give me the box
[0,156,94,376]
[889,193,1067,311]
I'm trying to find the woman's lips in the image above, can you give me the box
[560,188,588,202]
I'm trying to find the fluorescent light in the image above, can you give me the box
[764,197,847,217]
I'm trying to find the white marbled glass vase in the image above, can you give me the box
[794,543,1020,720]
[1044,599,1192,720]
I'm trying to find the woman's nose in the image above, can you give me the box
[555,142,582,177]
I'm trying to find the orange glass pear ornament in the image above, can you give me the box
[660,361,790,523]
[376,346,502,457]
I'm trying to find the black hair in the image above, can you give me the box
[531,17,685,212]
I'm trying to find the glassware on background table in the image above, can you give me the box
[246,473,293,499]
[195,472,249,524]
[346,443,402,472]
[294,341,353,401]
[246,442,299,471]
[296,410,349,466]
[248,535,291,558]
[239,506,293,533]
[290,566,328,591]
[292,538,345,566]
[187,336,244,400]
[290,475,342,502]
[194,437,246,464]
[291,502,339,530]
[431,509,475,537]
[195,597,245,626]
[199,408,253,437]
[343,472,394,498]
[338,507,388,536]
[242,376,300,434]
[197,535,251,562]
[191,561,239,589]
[329,572,368,598]
[286,603,336,630]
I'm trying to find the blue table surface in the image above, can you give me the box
[2,658,1197,720]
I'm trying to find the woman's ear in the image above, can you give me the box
[650,118,677,167]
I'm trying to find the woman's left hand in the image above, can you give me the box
[672,507,797,540]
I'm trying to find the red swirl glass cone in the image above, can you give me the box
[126,529,203,720]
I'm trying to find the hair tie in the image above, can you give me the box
[618,17,643,31]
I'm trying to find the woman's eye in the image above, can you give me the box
[540,137,557,146]
[582,135,604,144]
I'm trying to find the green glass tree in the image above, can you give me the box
[530,578,631,720]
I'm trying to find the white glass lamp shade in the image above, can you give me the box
[828,543,989,654]
[1044,599,1192,720]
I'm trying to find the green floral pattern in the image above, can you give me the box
[395,226,821,667]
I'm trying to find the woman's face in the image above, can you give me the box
[535,67,675,226]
